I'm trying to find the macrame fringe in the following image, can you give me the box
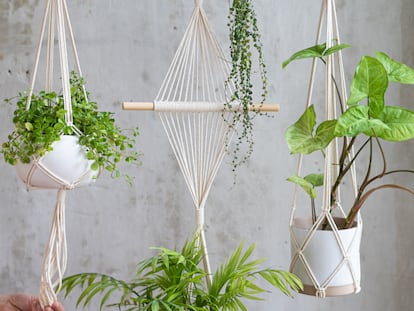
[39,189,67,309]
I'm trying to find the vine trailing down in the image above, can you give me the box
[225,0,269,174]
[284,43,414,229]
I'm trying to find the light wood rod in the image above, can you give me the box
[122,102,280,112]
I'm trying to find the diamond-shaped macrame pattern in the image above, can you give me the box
[155,4,235,213]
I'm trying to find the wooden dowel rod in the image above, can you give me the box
[122,102,280,112]
[123,102,155,110]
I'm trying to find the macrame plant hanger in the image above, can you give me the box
[123,0,279,287]
[289,0,362,297]
[25,0,89,308]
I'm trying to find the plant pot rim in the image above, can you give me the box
[292,216,359,231]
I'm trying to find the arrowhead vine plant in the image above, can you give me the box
[225,0,269,175]
[283,43,414,229]
[60,232,302,310]
[1,72,140,184]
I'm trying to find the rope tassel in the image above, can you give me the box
[39,189,68,309]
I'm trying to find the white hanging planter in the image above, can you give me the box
[16,135,99,189]
[290,217,362,297]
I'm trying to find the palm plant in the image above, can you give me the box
[60,233,302,310]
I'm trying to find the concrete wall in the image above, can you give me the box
[0,0,413,310]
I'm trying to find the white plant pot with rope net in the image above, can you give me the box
[288,0,362,297]
[290,217,362,297]
[16,135,98,189]
[17,0,97,308]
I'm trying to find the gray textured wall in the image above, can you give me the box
[1,0,413,310]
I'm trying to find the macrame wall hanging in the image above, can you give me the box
[288,0,362,297]
[19,0,96,308]
[124,0,278,286]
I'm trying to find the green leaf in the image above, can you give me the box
[287,174,317,199]
[282,43,350,68]
[374,106,414,141]
[282,43,327,68]
[25,122,33,131]
[304,173,324,187]
[375,52,414,84]
[324,43,351,56]
[335,105,389,137]
[348,56,388,117]
[285,105,336,154]
[336,105,368,136]
[315,119,337,147]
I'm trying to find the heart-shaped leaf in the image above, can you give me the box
[375,106,414,141]
[286,105,336,154]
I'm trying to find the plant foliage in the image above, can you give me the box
[61,233,302,310]
[283,44,414,228]
[1,72,140,183]
[225,0,268,174]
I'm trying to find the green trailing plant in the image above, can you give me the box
[283,43,414,229]
[225,0,268,174]
[1,72,140,183]
[60,233,302,310]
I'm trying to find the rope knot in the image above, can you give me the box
[316,288,326,298]
[195,0,203,7]
[62,183,75,191]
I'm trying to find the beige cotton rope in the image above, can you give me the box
[289,0,361,297]
[154,1,237,287]
[26,0,88,308]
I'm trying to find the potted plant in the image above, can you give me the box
[283,43,414,296]
[225,0,269,174]
[1,72,140,188]
[60,232,302,310]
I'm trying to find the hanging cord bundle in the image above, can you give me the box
[289,0,361,297]
[26,0,89,307]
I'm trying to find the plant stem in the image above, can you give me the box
[345,184,414,228]
[311,198,317,224]
[330,136,367,206]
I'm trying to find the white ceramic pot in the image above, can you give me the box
[290,217,362,297]
[16,135,99,189]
